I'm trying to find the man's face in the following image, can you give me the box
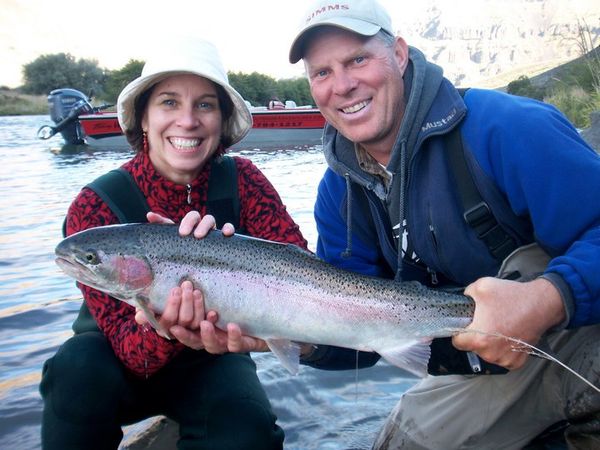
[304,27,408,162]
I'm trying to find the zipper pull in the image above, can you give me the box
[427,267,439,286]
[186,184,192,205]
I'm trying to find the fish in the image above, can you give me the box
[55,223,474,376]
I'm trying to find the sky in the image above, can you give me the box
[2,0,597,89]
[0,0,328,87]
[1,0,404,88]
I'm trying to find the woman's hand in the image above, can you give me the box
[135,260,268,354]
[146,211,175,225]
[172,313,270,354]
[178,211,236,238]
[141,211,255,350]
[146,210,235,237]
[135,280,204,339]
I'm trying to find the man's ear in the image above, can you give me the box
[394,37,410,75]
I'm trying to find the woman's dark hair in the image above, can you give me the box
[125,77,236,153]
[215,83,234,150]
[125,88,153,152]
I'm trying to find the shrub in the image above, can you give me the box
[507,76,545,100]
[22,53,106,97]
[544,86,600,128]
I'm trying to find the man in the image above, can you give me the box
[284,0,600,448]
[142,1,599,447]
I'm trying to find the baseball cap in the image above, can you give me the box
[289,0,394,63]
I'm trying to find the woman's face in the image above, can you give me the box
[142,74,223,184]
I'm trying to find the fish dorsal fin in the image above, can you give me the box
[286,244,319,258]
[236,233,318,259]
[266,339,301,375]
[378,340,432,377]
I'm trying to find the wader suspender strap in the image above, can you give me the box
[206,156,240,229]
[69,156,239,333]
[87,168,150,223]
[83,156,240,229]
[61,168,149,238]
[446,128,517,262]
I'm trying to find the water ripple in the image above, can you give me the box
[0,116,412,450]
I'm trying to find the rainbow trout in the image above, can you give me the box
[55,223,474,376]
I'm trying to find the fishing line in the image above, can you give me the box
[455,328,600,394]
[503,334,600,395]
[354,350,360,402]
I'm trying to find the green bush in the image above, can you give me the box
[20,52,315,108]
[544,86,600,128]
[228,72,313,107]
[228,72,278,106]
[277,77,314,106]
[103,60,144,104]
[22,53,106,97]
[556,61,598,93]
[507,76,546,100]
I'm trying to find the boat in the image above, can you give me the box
[38,88,325,149]
[77,106,325,149]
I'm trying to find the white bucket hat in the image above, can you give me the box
[117,36,252,146]
[289,0,394,63]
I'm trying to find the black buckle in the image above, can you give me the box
[463,202,491,228]
[464,202,517,261]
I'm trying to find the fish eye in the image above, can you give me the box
[84,250,99,265]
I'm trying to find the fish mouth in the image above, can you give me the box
[55,256,78,273]
[55,256,100,288]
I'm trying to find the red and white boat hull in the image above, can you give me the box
[78,108,326,149]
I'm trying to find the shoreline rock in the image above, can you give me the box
[119,416,178,450]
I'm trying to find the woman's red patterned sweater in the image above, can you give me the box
[65,151,308,377]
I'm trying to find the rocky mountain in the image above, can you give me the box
[391,0,600,87]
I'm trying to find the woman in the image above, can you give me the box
[40,36,306,450]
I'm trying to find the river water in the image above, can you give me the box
[0,115,416,450]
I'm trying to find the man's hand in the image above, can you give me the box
[452,277,565,370]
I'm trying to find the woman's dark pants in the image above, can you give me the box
[40,332,284,449]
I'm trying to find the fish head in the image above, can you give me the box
[55,225,154,300]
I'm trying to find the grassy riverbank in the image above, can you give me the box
[0,89,47,116]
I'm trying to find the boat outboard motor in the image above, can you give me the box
[38,88,94,144]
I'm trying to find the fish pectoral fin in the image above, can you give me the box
[135,296,171,340]
[378,340,432,378]
[266,339,301,375]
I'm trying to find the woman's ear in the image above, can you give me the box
[141,113,148,132]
